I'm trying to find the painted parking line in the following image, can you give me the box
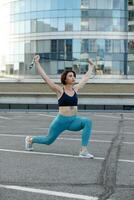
[59,138,134,145]
[38,113,121,120]
[94,114,121,119]
[0,148,134,163]
[0,184,98,200]
[94,113,134,121]
[0,148,103,161]
[38,113,56,118]
[0,134,134,145]
[0,116,10,120]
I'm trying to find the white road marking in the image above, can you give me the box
[0,134,134,145]
[38,113,56,117]
[119,159,134,163]
[94,114,120,119]
[0,116,10,120]
[0,148,134,163]
[94,113,134,121]
[59,138,134,145]
[0,184,98,200]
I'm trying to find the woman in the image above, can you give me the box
[25,55,95,158]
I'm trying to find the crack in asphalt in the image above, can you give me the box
[97,115,124,200]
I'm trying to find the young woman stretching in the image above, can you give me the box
[25,55,95,158]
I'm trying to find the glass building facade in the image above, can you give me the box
[0,0,132,79]
[128,0,134,75]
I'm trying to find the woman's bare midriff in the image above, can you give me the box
[59,106,77,116]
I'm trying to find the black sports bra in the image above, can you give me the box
[58,88,78,107]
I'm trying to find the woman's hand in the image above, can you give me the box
[34,55,40,64]
[88,59,95,72]
[88,59,94,66]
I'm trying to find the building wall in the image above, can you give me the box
[0,0,131,80]
[128,0,134,75]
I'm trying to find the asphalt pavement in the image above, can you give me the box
[0,111,134,200]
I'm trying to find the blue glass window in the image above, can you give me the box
[65,18,73,31]
[25,0,31,12]
[89,18,96,31]
[58,18,65,31]
[58,0,65,9]
[105,40,112,53]
[81,18,88,31]
[51,0,58,10]
[31,0,37,12]
[81,39,89,53]
[96,40,105,59]
[37,0,51,11]
[89,40,97,52]
[65,0,74,9]
[73,18,80,31]
[57,10,66,18]
[50,18,58,31]
[73,40,81,53]
[113,18,120,31]
[113,0,120,9]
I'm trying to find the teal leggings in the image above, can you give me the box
[32,114,92,146]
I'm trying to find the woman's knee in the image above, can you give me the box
[45,137,55,145]
[82,118,92,128]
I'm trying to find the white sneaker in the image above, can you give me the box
[79,149,94,159]
[25,136,34,151]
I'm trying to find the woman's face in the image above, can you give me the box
[65,72,76,85]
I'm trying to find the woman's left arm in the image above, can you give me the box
[74,59,95,92]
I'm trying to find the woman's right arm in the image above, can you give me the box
[34,55,62,94]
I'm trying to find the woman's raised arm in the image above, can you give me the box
[74,59,95,92]
[34,55,62,94]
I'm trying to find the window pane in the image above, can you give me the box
[30,41,36,54]
[113,40,121,53]
[50,18,58,31]
[105,40,112,53]
[104,61,112,74]
[58,0,65,9]
[31,0,37,11]
[19,21,25,34]
[37,40,50,53]
[31,19,36,33]
[81,39,89,53]
[37,19,45,32]
[113,0,120,9]
[50,61,57,74]
[65,0,74,9]
[89,40,97,52]
[81,19,88,31]
[89,0,97,9]
[96,39,105,59]
[51,40,57,52]
[81,0,89,9]
[58,18,65,31]
[44,18,50,32]
[66,39,72,60]
[128,40,134,54]
[73,40,81,53]
[97,18,113,31]
[73,18,80,31]
[113,18,120,31]
[65,18,73,31]
[89,18,96,31]
[25,0,31,12]
[37,0,51,11]
[58,61,65,73]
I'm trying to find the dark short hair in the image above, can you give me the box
[61,70,76,85]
